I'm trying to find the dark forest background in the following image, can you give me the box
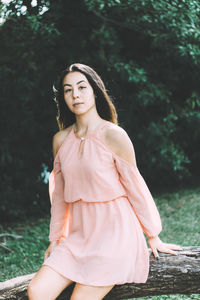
[0,0,200,221]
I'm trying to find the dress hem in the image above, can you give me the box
[42,262,148,286]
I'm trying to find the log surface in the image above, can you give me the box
[0,246,200,300]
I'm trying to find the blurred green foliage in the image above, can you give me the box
[0,0,200,220]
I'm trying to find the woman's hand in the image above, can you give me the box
[44,241,59,262]
[148,235,183,259]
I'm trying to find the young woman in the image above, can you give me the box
[27,63,182,300]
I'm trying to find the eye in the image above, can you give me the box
[79,86,86,90]
[64,89,71,93]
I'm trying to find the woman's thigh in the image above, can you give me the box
[27,265,73,300]
[70,283,115,300]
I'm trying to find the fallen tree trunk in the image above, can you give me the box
[0,246,200,300]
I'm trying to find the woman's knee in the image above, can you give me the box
[27,266,74,299]
[27,278,55,300]
[27,280,41,299]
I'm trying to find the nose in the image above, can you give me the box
[72,88,80,99]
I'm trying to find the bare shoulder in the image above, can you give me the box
[102,122,137,167]
[52,124,73,158]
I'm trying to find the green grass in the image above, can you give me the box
[0,187,200,299]
[0,217,50,280]
[154,187,200,246]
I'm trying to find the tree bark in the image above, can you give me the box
[0,246,200,300]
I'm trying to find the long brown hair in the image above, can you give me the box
[53,63,118,130]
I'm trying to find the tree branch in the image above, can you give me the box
[0,246,200,299]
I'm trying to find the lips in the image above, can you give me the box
[73,103,83,106]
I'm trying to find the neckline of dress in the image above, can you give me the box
[72,120,109,140]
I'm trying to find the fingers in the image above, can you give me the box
[44,250,50,261]
[164,243,183,251]
[160,248,178,256]
[151,248,159,259]
[43,243,54,261]
[149,238,183,259]
[44,254,49,261]
[152,247,178,258]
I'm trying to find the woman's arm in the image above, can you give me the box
[44,132,70,261]
[48,132,68,242]
[103,125,182,258]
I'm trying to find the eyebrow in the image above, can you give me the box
[63,80,86,87]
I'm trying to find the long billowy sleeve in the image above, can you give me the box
[48,154,68,242]
[113,153,162,238]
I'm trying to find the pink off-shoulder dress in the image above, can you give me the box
[42,120,162,286]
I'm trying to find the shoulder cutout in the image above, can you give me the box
[103,124,137,167]
[52,125,73,159]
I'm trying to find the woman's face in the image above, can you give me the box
[62,71,96,115]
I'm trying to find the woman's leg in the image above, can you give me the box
[27,265,73,300]
[70,283,115,300]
